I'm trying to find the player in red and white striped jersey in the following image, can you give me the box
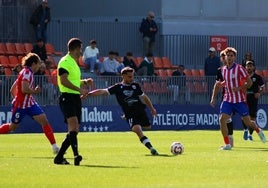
[0,53,59,154]
[218,47,266,150]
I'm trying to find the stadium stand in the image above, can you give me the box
[153,57,164,69]
[8,56,19,68]
[15,43,27,55]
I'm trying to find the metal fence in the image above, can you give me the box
[1,75,267,106]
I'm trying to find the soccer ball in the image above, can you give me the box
[170,142,184,155]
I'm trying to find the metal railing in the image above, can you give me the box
[0,75,267,106]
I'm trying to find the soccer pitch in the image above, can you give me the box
[0,130,267,188]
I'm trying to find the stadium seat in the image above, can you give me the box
[262,69,268,78]
[24,43,33,54]
[78,56,86,68]
[199,69,205,77]
[183,69,192,76]
[166,69,174,76]
[0,43,7,55]
[0,55,10,67]
[5,43,18,55]
[4,67,12,76]
[155,69,168,77]
[161,57,178,69]
[15,43,27,55]
[8,56,19,68]
[45,43,63,56]
[153,57,164,69]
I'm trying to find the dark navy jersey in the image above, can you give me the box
[107,82,146,116]
[247,73,264,95]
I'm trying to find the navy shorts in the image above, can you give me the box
[11,103,44,124]
[220,101,249,117]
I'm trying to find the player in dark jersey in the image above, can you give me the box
[87,67,159,155]
[242,61,264,141]
[210,50,234,147]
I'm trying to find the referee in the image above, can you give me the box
[54,38,93,165]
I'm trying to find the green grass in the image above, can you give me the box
[0,130,268,188]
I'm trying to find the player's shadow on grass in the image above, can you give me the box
[145,153,174,157]
[234,146,268,151]
[82,164,139,168]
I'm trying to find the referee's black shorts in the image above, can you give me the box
[59,93,82,123]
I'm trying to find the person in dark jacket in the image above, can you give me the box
[31,38,51,69]
[30,0,51,43]
[139,11,158,56]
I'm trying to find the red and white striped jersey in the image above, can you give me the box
[221,63,249,103]
[12,67,36,109]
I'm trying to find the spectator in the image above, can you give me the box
[136,52,154,76]
[170,65,187,104]
[241,51,254,68]
[100,51,120,76]
[82,39,101,73]
[31,38,51,69]
[30,0,51,43]
[114,51,124,73]
[204,47,221,95]
[139,11,158,56]
[34,62,54,104]
[12,64,22,75]
[123,52,138,72]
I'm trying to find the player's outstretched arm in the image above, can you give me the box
[88,89,109,97]
[140,94,157,116]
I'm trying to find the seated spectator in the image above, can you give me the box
[34,62,54,104]
[136,52,154,76]
[82,39,101,73]
[100,51,120,76]
[31,38,51,69]
[123,52,138,72]
[114,51,125,73]
[169,65,188,104]
[12,64,22,75]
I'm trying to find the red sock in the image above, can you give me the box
[224,136,230,145]
[42,125,56,145]
[0,123,11,134]
[255,128,260,133]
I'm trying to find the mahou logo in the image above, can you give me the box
[256,109,267,129]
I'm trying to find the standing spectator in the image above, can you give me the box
[123,52,138,72]
[87,67,159,155]
[242,61,264,141]
[204,47,221,95]
[30,0,51,43]
[217,47,266,150]
[82,39,100,73]
[31,38,51,69]
[100,51,120,76]
[0,53,59,154]
[170,65,186,104]
[139,11,158,56]
[54,38,93,165]
[241,51,254,68]
[136,52,154,76]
